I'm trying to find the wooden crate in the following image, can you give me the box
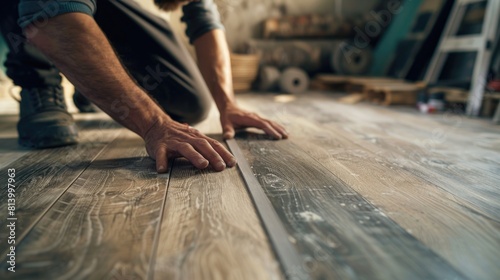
[364,83,424,106]
[313,75,352,91]
[314,74,407,93]
[313,74,427,106]
[345,77,408,93]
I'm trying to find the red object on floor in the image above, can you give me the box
[487,79,500,91]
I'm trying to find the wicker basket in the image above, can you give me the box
[231,53,260,92]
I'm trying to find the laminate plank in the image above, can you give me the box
[236,92,500,280]
[290,112,500,279]
[0,132,166,279]
[353,121,500,217]
[235,132,465,280]
[239,93,500,219]
[0,116,123,259]
[302,96,500,221]
[153,138,282,280]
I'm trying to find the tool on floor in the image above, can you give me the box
[226,139,309,280]
[424,0,500,116]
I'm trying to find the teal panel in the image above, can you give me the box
[370,0,423,76]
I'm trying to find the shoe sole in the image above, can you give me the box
[18,124,79,149]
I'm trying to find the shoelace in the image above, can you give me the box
[34,87,65,110]
[18,86,67,111]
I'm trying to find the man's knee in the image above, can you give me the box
[179,93,211,125]
[154,82,211,125]
[129,68,210,124]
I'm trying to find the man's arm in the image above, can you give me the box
[25,13,235,172]
[193,29,288,140]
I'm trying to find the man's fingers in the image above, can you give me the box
[190,138,227,171]
[269,121,289,139]
[263,124,282,139]
[246,118,282,139]
[155,145,168,173]
[173,142,210,169]
[251,116,288,139]
[205,136,237,167]
[146,119,242,173]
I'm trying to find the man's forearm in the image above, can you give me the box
[192,29,288,140]
[193,29,235,112]
[25,13,169,137]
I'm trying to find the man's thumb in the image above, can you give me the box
[223,124,235,139]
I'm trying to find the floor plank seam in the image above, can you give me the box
[147,159,174,280]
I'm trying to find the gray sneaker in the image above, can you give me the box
[17,86,78,148]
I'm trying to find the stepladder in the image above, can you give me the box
[424,0,500,116]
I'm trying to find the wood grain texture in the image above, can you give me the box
[153,139,282,280]
[0,132,166,279]
[235,132,465,280]
[309,99,500,221]
[0,116,123,261]
[237,92,500,280]
[1,112,281,279]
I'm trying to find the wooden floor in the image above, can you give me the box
[0,91,499,279]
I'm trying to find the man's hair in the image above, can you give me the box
[154,0,186,11]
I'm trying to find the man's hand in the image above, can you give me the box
[220,105,289,140]
[143,117,237,173]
